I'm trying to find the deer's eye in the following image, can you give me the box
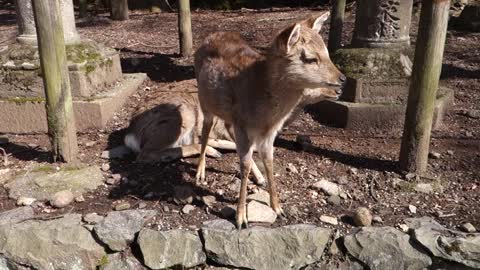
[300,50,318,64]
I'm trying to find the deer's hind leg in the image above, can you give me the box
[258,133,285,217]
[225,123,265,186]
[195,113,215,183]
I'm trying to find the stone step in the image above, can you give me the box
[0,73,146,133]
[309,87,454,132]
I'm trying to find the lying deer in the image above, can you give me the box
[124,79,337,185]
[194,12,345,228]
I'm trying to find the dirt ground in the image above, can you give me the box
[0,3,479,236]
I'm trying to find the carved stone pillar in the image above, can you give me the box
[311,0,453,133]
[15,0,81,45]
[352,0,412,48]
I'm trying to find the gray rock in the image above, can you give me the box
[101,145,131,159]
[50,190,74,208]
[312,179,341,196]
[320,215,338,225]
[94,210,156,251]
[247,200,277,224]
[202,219,332,270]
[344,226,432,270]
[0,214,105,270]
[0,207,34,226]
[100,253,146,270]
[83,212,104,224]
[247,189,270,206]
[5,165,104,200]
[460,223,477,233]
[407,217,480,269]
[138,229,206,269]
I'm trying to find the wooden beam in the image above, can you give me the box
[328,0,346,53]
[31,0,78,163]
[178,0,193,56]
[399,0,450,173]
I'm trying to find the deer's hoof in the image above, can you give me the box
[236,206,248,230]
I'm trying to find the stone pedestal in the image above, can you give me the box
[0,41,146,133]
[15,0,81,45]
[312,0,452,132]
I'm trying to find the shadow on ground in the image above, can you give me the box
[119,48,195,83]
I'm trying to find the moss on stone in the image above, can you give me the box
[3,97,45,104]
[66,43,102,64]
[332,47,414,79]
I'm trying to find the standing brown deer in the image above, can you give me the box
[124,80,338,186]
[194,12,345,228]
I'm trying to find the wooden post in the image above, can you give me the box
[79,0,88,18]
[328,0,346,53]
[31,0,78,163]
[399,0,450,174]
[178,0,193,56]
[110,0,129,20]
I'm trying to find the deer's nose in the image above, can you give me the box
[340,74,346,83]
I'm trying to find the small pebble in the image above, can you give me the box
[112,174,122,181]
[138,202,147,209]
[216,189,225,196]
[428,152,441,159]
[460,222,476,233]
[105,178,117,185]
[398,224,409,232]
[201,195,216,207]
[320,215,338,225]
[85,141,96,147]
[447,150,454,156]
[408,204,417,214]
[353,207,372,226]
[163,205,170,212]
[114,202,131,211]
[74,195,85,202]
[101,163,110,172]
[182,204,195,214]
[286,163,299,174]
[327,195,341,206]
[372,216,383,224]
[50,190,74,208]
[16,196,36,206]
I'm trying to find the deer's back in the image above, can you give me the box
[194,32,265,124]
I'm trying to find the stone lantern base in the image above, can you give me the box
[311,48,454,132]
[0,41,146,133]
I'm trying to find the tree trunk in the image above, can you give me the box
[399,0,450,174]
[178,0,193,56]
[79,0,88,18]
[110,0,128,20]
[328,0,346,53]
[31,0,78,163]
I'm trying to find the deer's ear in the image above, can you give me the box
[311,11,330,32]
[287,24,301,53]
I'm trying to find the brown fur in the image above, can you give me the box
[194,12,345,228]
